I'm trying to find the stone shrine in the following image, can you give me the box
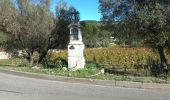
[68,10,85,70]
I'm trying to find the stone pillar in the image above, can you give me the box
[68,23,85,70]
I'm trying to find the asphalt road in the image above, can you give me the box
[0,73,170,100]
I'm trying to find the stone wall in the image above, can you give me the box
[0,52,11,59]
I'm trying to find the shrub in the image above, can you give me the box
[45,50,68,69]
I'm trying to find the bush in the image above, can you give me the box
[9,58,29,67]
[45,50,68,69]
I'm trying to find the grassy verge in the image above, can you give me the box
[0,59,170,84]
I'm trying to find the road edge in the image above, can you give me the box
[0,69,170,90]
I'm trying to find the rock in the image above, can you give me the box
[0,52,11,59]
[32,66,40,70]
[100,68,105,74]
[62,67,68,71]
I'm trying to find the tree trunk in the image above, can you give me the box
[158,46,167,66]
[27,51,34,66]
[158,46,168,75]
[38,51,48,64]
[29,54,34,66]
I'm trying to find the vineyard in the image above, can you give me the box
[47,47,170,76]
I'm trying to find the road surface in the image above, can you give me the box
[0,73,170,100]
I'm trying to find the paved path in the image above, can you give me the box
[0,73,170,100]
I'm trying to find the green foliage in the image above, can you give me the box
[99,0,170,74]
[0,0,56,66]
[0,31,9,50]
[44,57,68,69]
[12,58,30,67]
[0,31,8,43]
[0,59,169,83]
[53,0,76,49]
[81,21,111,48]
[0,58,30,67]
[99,0,170,47]
[37,1,78,63]
[0,0,79,66]
[44,50,68,69]
[85,62,99,69]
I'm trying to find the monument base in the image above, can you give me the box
[68,56,85,70]
[68,42,85,70]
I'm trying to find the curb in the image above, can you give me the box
[0,69,170,90]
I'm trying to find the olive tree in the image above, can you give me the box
[1,0,55,66]
[99,0,170,74]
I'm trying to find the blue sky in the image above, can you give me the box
[51,0,101,21]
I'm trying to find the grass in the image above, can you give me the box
[0,59,170,84]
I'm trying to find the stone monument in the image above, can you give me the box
[68,10,85,70]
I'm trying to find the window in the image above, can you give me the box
[71,28,78,40]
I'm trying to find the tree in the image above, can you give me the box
[0,0,79,66]
[99,0,141,46]
[99,0,170,73]
[54,0,73,49]
[0,0,55,66]
[0,0,15,32]
[38,0,78,63]
[0,0,18,50]
[81,21,111,48]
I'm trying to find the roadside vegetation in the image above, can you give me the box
[0,0,170,84]
[0,47,170,84]
[0,59,170,84]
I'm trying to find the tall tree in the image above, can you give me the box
[38,0,78,63]
[99,0,140,46]
[99,0,170,73]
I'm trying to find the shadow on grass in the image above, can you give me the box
[104,67,136,76]
[104,64,170,78]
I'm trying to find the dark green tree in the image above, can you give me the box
[37,0,75,63]
[38,0,80,64]
[81,21,111,48]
